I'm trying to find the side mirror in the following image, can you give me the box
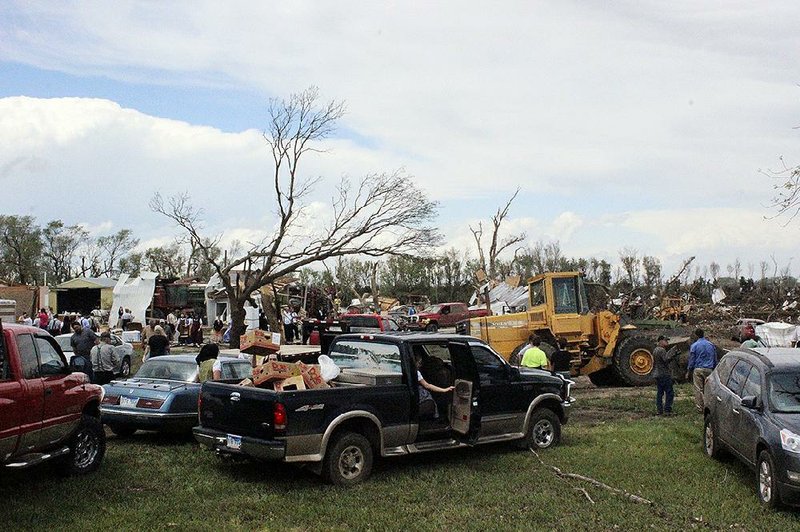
[741,395,761,410]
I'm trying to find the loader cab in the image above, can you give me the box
[528,273,594,340]
[528,273,590,316]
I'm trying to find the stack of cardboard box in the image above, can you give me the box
[240,329,281,357]
[241,359,330,391]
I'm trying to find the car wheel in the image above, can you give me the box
[425,323,438,333]
[703,415,723,459]
[323,432,373,487]
[119,357,131,378]
[758,451,781,509]
[520,408,561,450]
[109,423,137,437]
[58,415,106,476]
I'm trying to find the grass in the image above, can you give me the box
[3,384,799,530]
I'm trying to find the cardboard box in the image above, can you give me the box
[238,377,255,387]
[240,329,281,356]
[274,375,306,392]
[252,360,301,386]
[297,362,328,389]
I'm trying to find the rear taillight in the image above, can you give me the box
[273,403,287,431]
[137,398,165,409]
[102,395,120,405]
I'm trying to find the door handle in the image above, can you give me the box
[44,387,53,396]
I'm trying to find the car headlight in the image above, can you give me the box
[780,429,800,453]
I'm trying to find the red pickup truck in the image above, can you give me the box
[0,322,105,474]
[407,302,471,332]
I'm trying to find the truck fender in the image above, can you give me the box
[523,393,564,433]
[318,410,384,461]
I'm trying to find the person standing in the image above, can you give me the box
[20,313,33,326]
[91,331,119,385]
[190,315,203,347]
[740,324,767,348]
[121,308,134,330]
[521,335,549,369]
[48,314,62,335]
[653,335,678,415]
[166,310,178,341]
[212,317,224,343]
[282,306,296,344]
[550,337,572,376]
[196,343,221,383]
[147,325,170,359]
[70,320,97,382]
[141,320,156,360]
[37,308,49,330]
[685,328,717,411]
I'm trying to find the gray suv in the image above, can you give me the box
[703,348,800,508]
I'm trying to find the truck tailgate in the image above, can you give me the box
[199,382,278,440]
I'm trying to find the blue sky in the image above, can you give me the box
[2,1,800,279]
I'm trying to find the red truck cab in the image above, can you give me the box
[0,322,105,474]
[407,303,470,332]
[340,314,402,333]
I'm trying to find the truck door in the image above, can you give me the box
[14,333,45,454]
[35,334,81,447]
[448,341,480,443]
[0,323,24,461]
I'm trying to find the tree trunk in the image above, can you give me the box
[229,299,247,349]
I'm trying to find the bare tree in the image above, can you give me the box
[152,88,440,346]
[764,157,800,222]
[709,261,720,281]
[641,255,662,292]
[97,229,139,277]
[469,188,526,280]
[618,247,640,288]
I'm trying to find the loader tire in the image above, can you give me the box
[613,335,656,386]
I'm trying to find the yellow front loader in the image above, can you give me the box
[469,272,658,386]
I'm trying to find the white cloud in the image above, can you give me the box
[2,2,800,275]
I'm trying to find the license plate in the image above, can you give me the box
[226,434,242,450]
[120,396,138,408]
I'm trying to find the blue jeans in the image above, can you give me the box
[656,376,674,414]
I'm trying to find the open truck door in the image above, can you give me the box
[448,340,480,444]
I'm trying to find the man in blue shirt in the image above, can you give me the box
[685,328,717,411]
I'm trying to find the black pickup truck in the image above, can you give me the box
[194,332,573,485]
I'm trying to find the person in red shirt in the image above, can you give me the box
[38,308,49,330]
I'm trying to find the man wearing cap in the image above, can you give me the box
[70,320,97,382]
[91,331,119,385]
[740,324,767,349]
[685,328,718,411]
[653,335,678,415]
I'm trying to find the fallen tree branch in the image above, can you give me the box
[531,450,652,505]
[575,487,595,504]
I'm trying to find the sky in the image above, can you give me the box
[2,1,800,279]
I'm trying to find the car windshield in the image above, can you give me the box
[56,336,72,352]
[136,360,198,382]
[328,340,402,373]
[768,372,800,413]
